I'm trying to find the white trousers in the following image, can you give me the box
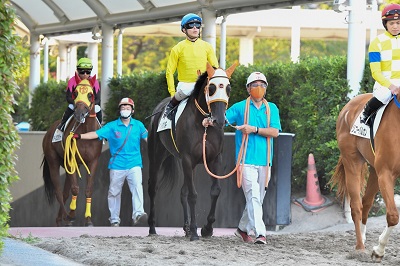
[238,164,269,237]
[108,167,145,224]
[174,82,195,101]
[373,83,394,104]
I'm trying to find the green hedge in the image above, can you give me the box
[0,0,25,253]
[29,56,375,194]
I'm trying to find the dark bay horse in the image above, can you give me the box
[330,92,400,262]
[147,63,237,241]
[42,77,102,226]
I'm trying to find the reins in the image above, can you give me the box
[202,96,271,188]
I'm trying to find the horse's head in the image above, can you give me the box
[73,77,96,123]
[204,62,238,128]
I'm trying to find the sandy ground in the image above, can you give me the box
[25,200,400,266]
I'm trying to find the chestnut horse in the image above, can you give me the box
[42,77,102,226]
[147,63,237,241]
[330,92,400,262]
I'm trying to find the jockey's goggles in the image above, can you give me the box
[185,22,201,29]
[383,9,400,20]
[249,82,267,88]
[78,69,91,75]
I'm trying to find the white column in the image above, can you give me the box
[201,8,217,51]
[88,43,99,77]
[101,23,114,108]
[68,45,77,79]
[219,16,227,69]
[29,33,40,105]
[291,6,301,63]
[43,39,49,82]
[59,43,68,81]
[117,28,124,76]
[347,0,367,98]
[369,0,378,42]
[239,37,253,66]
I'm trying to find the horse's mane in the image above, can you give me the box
[189,71,209,101]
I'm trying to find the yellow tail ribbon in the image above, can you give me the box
[64,132,91,177]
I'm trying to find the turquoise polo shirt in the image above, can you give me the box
[96,118,148,170]
[225,99,281,166]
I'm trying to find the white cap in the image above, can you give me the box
[246,72,268,86]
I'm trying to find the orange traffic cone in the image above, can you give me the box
[295,153,332,212]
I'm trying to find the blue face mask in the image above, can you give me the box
[120,110,131,119]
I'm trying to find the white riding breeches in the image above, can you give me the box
[174,82,195,101]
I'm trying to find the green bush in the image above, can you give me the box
[29,80,66,131]
[0,0,25,252]
[29,56,376,194]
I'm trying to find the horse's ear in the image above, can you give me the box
[74,72,82,83]
[89,74,97,87]
[206,62,215,78]
[225,60,239,78]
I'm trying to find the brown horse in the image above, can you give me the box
[330,92,400,262]
[42,78,102,226]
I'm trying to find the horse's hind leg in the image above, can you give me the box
[360,167,379,244]
[58,176,72,226]
[371,168,398,262]
[180,184,191,237]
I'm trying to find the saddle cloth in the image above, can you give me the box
[350,104,387,139]
[157,98,188,132]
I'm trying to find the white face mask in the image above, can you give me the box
[120,110,131,119]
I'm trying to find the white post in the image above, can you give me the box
[43,39,49,82]
[347,0,367,98]
[219,16,227,69]
[59,43,68,82]
[291,6,301,63]
[201,8,217,51]
[88,43,99,77]
[29,33,40,105]
[101,23,114,108]
[117,28,123,76]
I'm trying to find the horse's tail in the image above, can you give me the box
[329,155,347,202]
[329,155,368,203]
[41,156,55,204]
[159,156,181,192]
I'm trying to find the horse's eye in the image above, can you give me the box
[73,91,78,98]
[208,84,217,96]
[226,84,231,97]
[88,93,93,101]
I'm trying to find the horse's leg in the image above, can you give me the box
[59,176,72,226]
[48,163,70,226]
[342,156,365,250]
[68,173,79,225]
[180,183,191,237]
[371,169,398,262]
[84,160,98,227]
[360,167,379,245]
[182,158,199,241]
[201,156,221,238]
[148,144,163,235]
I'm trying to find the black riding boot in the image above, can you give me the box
[360,97,384,125]
[58,108,74,131]
[96,110,103,125]
[163,97,180,120]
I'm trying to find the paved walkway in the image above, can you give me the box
[1,227,236,266]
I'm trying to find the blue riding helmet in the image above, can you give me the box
[181,13,202,31]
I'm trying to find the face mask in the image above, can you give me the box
[120,110,131,119]
[249,86,266,99]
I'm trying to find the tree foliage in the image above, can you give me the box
[0,0,25,252]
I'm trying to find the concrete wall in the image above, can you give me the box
[9,132,293,229]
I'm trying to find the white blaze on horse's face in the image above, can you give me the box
[206,69,231,105]
[74,79,94,108]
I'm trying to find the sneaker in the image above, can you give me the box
[133,213,148,226]
[110,222,120,227]
[254,235,266,244]
[234,228,253,243]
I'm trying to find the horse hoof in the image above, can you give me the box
[149,227,157,235]
[85,222,93,227]
[190,235,200,241]
[371,250,383,263]
[201,227,213,238]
